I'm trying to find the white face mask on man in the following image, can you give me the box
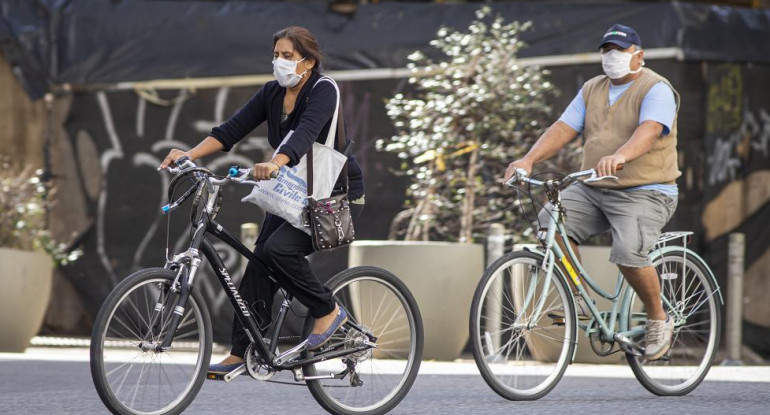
[273,57,307,88]
[601,49,643,80]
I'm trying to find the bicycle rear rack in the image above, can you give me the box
[655,231,693,248]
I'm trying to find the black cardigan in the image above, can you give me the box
[210,71,364,200]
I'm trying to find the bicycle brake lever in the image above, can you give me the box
[584,169,619,183]
[584,175,619,183]
[504,168,528,186]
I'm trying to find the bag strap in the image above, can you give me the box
[307,77,348,198]
[337,107,349,193]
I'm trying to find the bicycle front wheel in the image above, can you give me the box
[625,252,721,396]
[303,266,423,415]
[90,268,212,415]
[470,250,577,401]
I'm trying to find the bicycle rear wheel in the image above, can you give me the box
[303,266,423,415]
[624,252,721,396]
[90,268,212,415]
[470,251,576,401]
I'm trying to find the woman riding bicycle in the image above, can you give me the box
[159,26,365,375]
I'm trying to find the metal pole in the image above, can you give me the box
[484,224,506,359]
[723,232,745,365]
[486,224,505,267]
[240,223,259,275]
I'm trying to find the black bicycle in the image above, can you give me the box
[90,157,424,415]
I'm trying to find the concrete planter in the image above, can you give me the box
[349,241,484,361]
[0,248,53,352]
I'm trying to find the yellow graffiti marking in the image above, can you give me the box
[706,64,742,135]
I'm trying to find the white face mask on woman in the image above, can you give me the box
[273,57,307,88]
[601,49,642,80]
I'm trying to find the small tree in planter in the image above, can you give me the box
[0,159,82,265]
[0,158,83,351]
[380,7,581,244]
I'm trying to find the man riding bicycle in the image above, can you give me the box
[503,24,679,361]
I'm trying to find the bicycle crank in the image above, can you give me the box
[245,343,278,381]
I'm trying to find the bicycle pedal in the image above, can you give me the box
[206,372,226,381]
[551,317,566,326]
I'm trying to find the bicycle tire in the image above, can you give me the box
[470,250,577,401]
[624,252,721,396]
[90,268,212,415]
[303,266,423,415]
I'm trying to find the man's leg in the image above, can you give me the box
[603,190,676,317]
[602,189,678,359]
[618,265,666,320]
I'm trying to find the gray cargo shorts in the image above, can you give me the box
[537,182,678,268]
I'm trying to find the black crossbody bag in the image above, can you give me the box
[303,107,355,251]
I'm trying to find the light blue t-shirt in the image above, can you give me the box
[559,81,678,197]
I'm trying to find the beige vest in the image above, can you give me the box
[580,68,681,188]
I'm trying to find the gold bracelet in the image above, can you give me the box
[268,161,282,170]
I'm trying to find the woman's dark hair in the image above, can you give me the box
[272,26,323,73]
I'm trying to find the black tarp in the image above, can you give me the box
[2,0,770,99]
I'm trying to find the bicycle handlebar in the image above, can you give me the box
[160,158,279,214]
[506,164,623,189]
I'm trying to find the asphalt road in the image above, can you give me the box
[1,356,769,415]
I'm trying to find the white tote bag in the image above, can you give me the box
[242,77,348,234]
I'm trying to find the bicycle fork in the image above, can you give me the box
[140,251,203,352]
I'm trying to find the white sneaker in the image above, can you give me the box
[644,315,674,360]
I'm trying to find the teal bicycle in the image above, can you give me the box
[470,168,722,400]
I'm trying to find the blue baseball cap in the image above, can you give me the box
[599,24,642,50]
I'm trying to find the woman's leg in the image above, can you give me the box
[226,204,365,362]
[261,222,336,319]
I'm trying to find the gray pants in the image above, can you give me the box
[537,183,677,268]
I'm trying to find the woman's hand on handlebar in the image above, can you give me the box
[159,149,192,170]
[504,159,533,183]
[595,154,626,177]
[252,161,281,181]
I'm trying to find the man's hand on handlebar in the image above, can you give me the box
[504,159,533,183]
[159,149,193,170]
[595,154,626,177]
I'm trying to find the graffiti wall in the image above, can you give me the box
[700,64,770,352]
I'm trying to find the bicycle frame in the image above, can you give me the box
[536,207,644,345]
[154,179,373,374]
[522,198,652,358]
